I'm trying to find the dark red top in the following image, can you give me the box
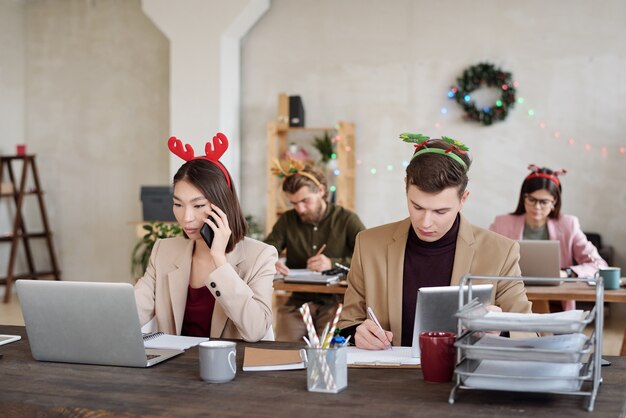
[181,285,215,337]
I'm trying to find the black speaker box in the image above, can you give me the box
[289,95,305,127]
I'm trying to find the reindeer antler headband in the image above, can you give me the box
[270,159,321,187]
[167,133,232,189]
[400,133,470,171]
[525,164,567,187]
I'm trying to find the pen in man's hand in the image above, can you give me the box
[367,306,391,348]
[315,243,327,257]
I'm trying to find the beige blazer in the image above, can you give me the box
[338,215,532,345]
[134,236,277,342]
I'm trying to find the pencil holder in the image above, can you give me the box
[305,347,347,393]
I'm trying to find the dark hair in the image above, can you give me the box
[282,165,329,200]
[511,167,562,219]
[405,139,472,197]
[173,159,246,252]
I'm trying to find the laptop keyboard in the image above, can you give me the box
[147,354,159,360]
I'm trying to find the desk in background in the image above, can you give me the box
[274,280,626,313]
[273,279,347,295]
[1,325,625,417]
[526,282,626,313]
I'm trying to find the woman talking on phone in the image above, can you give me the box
[134,133,277,341]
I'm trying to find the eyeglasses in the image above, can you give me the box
[524,194,555,208]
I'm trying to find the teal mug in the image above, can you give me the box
[599,267,621,290]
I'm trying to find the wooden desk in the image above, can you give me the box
[274,280,626,307]
[1,325,625,417]
[273,279,347,295]
[525,282,626,303]
[526,282,626,313]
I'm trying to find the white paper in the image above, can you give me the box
[143,333,209,350]
[0,334,21,346]
[462,359,583,392]
[347,346,420,366]
[474,333,587,351]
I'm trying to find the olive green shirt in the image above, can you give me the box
[264,203,366,305]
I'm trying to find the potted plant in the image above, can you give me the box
[312,131,335,165]
[131,222,183,278]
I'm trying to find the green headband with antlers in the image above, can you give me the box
[400,133,470,171]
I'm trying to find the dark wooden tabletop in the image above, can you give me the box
[1,325,625,418]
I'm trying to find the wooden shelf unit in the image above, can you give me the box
[0,155,60,302]
[265,121,356,234]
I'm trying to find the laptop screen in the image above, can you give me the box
[410,284,493,357]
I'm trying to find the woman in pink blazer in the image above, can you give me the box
[490,165,607,310]
[134,134,277,341]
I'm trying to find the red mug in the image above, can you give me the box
[419,331,456,383]
[16,144,26,156]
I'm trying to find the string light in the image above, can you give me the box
[337,80,624,180]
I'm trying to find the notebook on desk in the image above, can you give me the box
[16,280,184,368]
[282,269,342,284]
[517,240,563,286]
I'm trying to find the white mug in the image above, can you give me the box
[199,341,237,383]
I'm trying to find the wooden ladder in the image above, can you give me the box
[0,155,61,303]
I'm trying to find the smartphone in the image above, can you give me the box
[200,217,215,248]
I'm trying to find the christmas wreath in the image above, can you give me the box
[448,62,516,126]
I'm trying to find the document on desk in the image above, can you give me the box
[143,333,209,350]
[347,346,420,368]
[282,269,341,284]
[0,334,21,346]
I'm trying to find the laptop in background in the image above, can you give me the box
[16,280,183,367]
[411,284,493,358]
[517,240,563,286]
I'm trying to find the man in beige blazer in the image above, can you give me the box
[338,134,532,349]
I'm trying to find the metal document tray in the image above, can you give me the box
[455,332,593,363]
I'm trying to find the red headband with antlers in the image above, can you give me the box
[525,164,567,187]
[168,132,232,189]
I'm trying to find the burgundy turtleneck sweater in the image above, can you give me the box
[400,215,460,346]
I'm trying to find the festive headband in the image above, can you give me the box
[525,164,567,187]
[400,133,470,171]
[168,132,232,189]
[270,158,322,187]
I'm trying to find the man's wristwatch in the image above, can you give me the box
[563,267,577,278]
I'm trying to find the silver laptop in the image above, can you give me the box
[16,280,183,367]
[411,284,493,358]
[517,240,563,286]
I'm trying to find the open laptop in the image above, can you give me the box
[410,284,493,358]
[517,240,563,286]
[16,280,183,367]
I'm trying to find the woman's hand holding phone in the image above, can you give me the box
[201,204,231,267]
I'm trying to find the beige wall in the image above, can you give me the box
[5,0,170,283]
[241,0,626,269]
[2,0,625,286]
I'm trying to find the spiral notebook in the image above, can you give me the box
[143,332,209,350]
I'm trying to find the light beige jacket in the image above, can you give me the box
[134,236,277,342]
[338,215,532,345]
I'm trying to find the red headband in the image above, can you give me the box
[168,132,232,189]
[525,164,566,188]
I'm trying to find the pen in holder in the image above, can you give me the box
[305,346,347,393]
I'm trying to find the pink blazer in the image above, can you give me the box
[489,214,607,279]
